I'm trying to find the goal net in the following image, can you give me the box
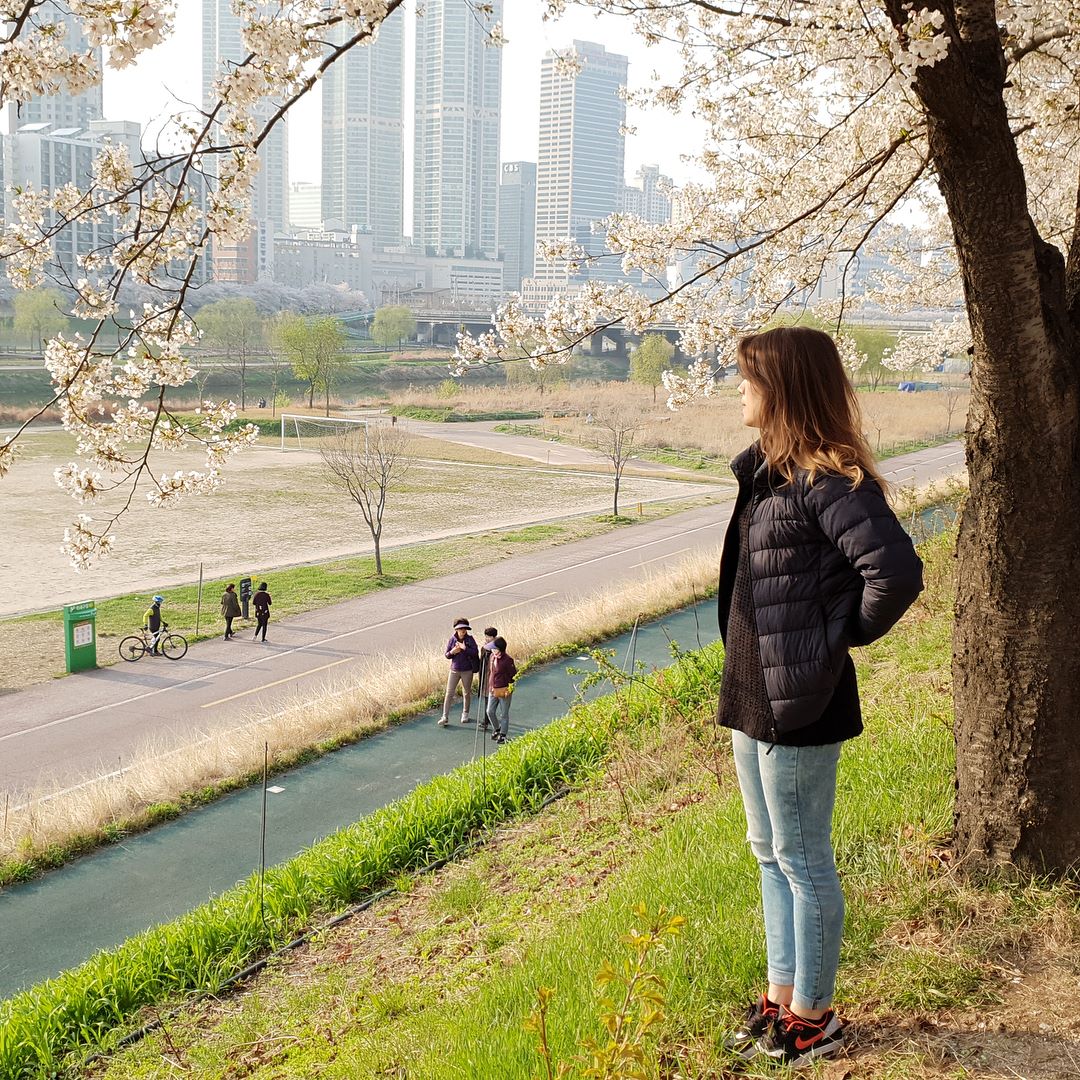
[280,414,368,453]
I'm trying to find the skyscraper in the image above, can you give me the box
[621,165,673,224]
[532,41,627,289]
[497,161,536,293]
[321,10,404,248]
[202,0,288,279]
[11,10,103,128]
[413,0,503,258]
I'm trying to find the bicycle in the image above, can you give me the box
[118,624,188,661]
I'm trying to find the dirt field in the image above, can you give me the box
[0,430,708,618]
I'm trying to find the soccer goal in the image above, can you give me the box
[280,414,368,452]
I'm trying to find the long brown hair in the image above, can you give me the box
[738,326,883,488]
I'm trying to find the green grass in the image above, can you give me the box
[392,405,543,423]
[0,625,704,1077]
[92,528,1079,1080]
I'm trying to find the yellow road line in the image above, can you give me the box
[201,656,355,708]
[477,591,557,619]
[634,547,690,569]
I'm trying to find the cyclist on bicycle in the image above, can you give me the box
[142,595,167,656]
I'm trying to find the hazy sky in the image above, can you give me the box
[100,0,710,198]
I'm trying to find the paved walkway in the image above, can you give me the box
[0,441,964,804]
[396,416,711,479]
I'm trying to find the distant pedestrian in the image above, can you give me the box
[221,583,241,640]
[478,626,498,730]
[486,636,517,744]
[439,617,480,727]
[252,581,272,642]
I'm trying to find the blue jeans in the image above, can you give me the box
[731,731,844,1012]
[486,691,511,737]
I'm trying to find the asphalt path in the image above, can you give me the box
[0,440,964,805]
[396,417,711,478]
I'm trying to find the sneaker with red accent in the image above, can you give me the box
[758,1006,844,1065]
[723,993,780,1060]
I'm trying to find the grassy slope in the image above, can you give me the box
[92,531,1080,1079]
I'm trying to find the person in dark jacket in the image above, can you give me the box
[221,583,241,640]
[719,327,923,1067]
[252,582,271,642]
[438,618,480,726]
[485,636,517,744]
[142,594,166,655]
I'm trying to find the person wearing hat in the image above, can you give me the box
[142,595,166,656]
[439,617,480,726]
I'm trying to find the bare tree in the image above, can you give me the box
[320,425,414,575]
[941,385,967,435]
[589,408,647,517]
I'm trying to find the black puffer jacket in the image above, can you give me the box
[718,444,924,736]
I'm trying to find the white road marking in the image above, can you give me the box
[634,547,690,569]
[200,656,356,708]
[477,592,557,619]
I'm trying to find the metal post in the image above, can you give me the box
[259,742,269,927]
[195,563,204,635]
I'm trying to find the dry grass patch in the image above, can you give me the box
[388,381,969,461]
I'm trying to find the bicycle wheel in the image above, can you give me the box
[119,636,147,662]
[161,633,188,660]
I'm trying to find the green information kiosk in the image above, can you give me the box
[63,601,98,673]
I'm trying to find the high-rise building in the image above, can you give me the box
[532,41,628,290]
[621,165,672,224]
[201,0,288,279]
[9,10,103,128]
[3,121,142,279]
[497,161,536,293]
[289,182,323,231]
[322,10,404,248]
[413,0,502,258]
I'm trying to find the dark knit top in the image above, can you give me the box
[717,493,863,747]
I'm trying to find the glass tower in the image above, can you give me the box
[534,41,627,286]
[413,0,502,258]
[321,10,404,248]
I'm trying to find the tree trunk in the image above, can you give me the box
[903,0,1080,873]
[613,473,620,517]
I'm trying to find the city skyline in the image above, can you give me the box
[94,1,707,200]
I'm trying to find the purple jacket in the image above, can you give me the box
[445,634,480,672]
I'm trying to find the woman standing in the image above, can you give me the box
[220,583,241,640]
[439,618,480,726]
[719,327,923,1065]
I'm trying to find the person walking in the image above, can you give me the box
[142,595,166,656]
[718,327,923,1066]
[252,582,272,642]
[485,636,517,744]
[221,583,241,640]
[478,626,498,731]
[438,618,480,726]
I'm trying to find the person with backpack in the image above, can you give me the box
[252,582,272,642]
[719,327,923,1066]
[485,636,517,744]
[438,618,480,726]
[478,626,498,731]
[220,583,241,640]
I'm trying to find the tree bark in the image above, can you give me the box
[900,0,1080,872]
